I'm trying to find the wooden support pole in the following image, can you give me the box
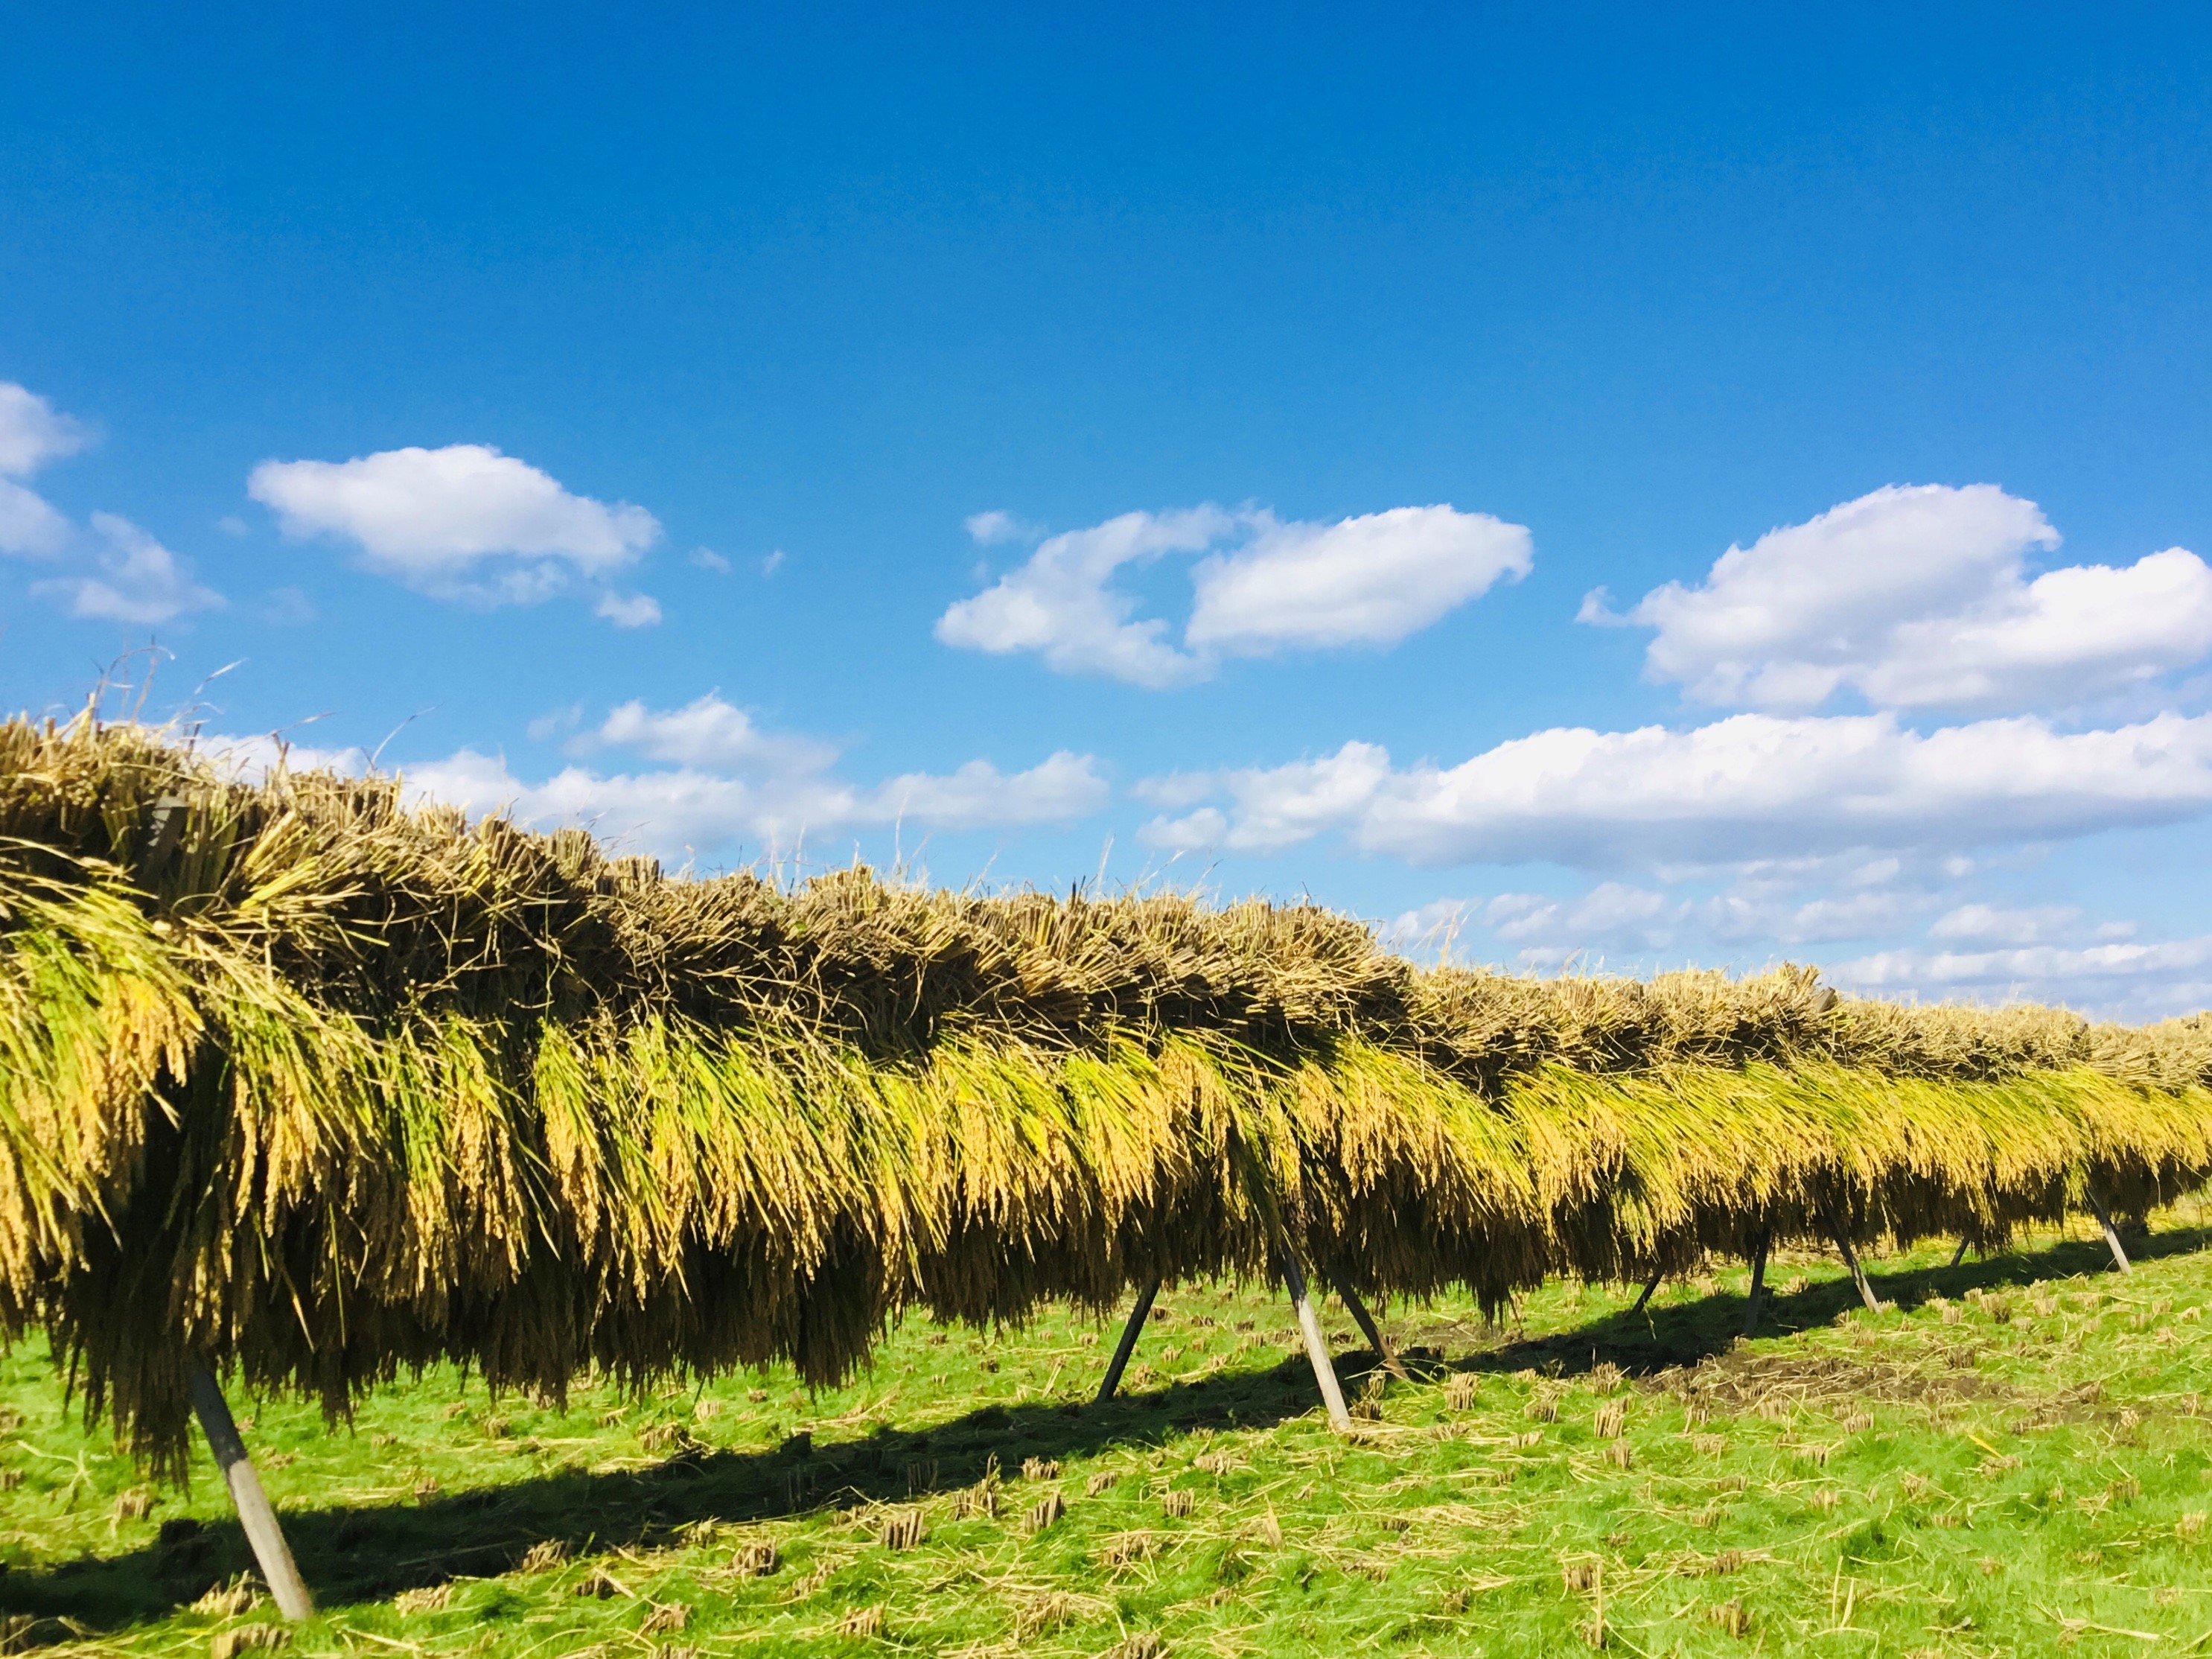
[1278,1249,1354,1433]
[1948,1238,1972,1270]
[1325,1270,1409,1380]
[1095,1278,1161,1403]
[2085,1188,2133,1274]
[1824,1217,1882,1313]
[189,1363,314,1622]
[1631,1270,1664,1316]
[1741,1226,1773,1339]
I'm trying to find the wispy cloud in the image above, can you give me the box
[30,512,223,623]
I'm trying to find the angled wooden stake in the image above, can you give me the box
[190,1363,314,1622]
[1823,1216,1882,1313]
[1278,1249,1353,1432]
[1631,1270,1664,1315]
[1948,1238,1972,1270]
[2085,1187,2132,1273]
[1325,1270,1409,1380]
[1741,1226,1773,1339]
[1095,1278,1162,1403]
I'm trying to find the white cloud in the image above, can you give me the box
[206,690,1109,860]
[0,383,91,558]
[689,547,732,573]
[1927,902,2081,947]
[594,590,663,628]
[583,693,840,774]
[1486,882,1680,954]
[1142,742,1395,853]
[0,382,91,477]
[1187,506,1530,654]
[248,443,661,605]
[873,751,1110,831]
[306,692,1117,859]
[1380,897,1474,955]
[1701,885,1934,946]
[30,513,223,623]
[1832,937,2212,1016]
[0,479,71,558]
[1139,710,2212,868]
[401,745,1107,856]
[965,509,1044,547]
[937,506,1231,687]
[1590,483,2212,713]
[937,503,1529,687]
[203,730,372,781]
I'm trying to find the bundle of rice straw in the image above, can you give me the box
[3,713,2206,1471]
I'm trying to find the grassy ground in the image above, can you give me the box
[7,1214,2212,1657]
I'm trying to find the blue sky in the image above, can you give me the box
[6,4,2212,1014]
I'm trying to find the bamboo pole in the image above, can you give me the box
[1278,1251,1353,1433]
[1824,1217,1882,1313]
[189,1364,314,1622]
[1094,1278,1161,1403]
[1325,1270,1409,1380]
[1631,1270,1663,1315]
[1741,1226,1773,1339]
[2085,1188,2133,1273]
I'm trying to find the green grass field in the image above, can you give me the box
[7,1213,2212,1658]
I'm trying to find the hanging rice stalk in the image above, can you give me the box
[2,710,2209,1474]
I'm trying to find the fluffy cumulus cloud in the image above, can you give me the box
[1138,710,2212,868]
[1586,483,2212,713]
[248,443,662,617]
[937,503,1529,687]
[383,692,1109,858]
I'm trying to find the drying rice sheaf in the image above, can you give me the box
[2,713,2210,1473]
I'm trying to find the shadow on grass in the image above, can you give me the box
[1452,1221,2206,1383]
[5,1222,2199,1637]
